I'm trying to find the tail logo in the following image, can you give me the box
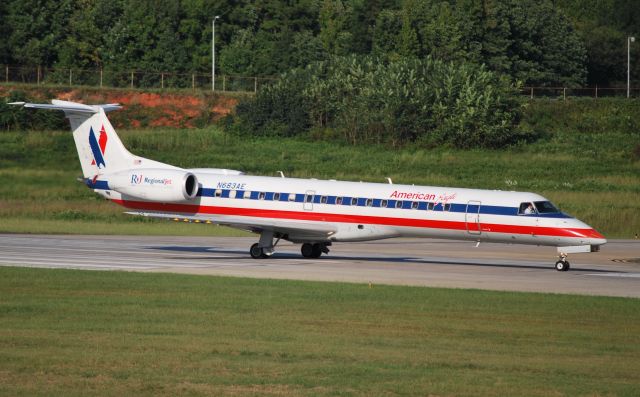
[89,125,108,168]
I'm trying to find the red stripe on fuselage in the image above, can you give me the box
[112,199,601,239]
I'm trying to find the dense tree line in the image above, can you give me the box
[1,0,638,87]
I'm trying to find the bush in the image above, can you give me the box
[234,55,528,148]
[235,68,312,137]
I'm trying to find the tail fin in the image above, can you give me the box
[11,100,137,178]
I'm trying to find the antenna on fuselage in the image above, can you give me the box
[277,171,285,178]
[386,177,393,184]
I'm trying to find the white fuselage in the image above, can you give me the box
[96,172,606,249]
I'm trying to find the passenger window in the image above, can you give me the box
[321,196,328,204]
[395,200,402,209]
[336,197,343,205]
[244,191,251,199]
[288,193,296,201]
[411,201,419,209]
[366,198,373,207]
[229,190,236,199]
[444,203,451,211]
[274,192,280,201]
[427,202,434,210]
[306,194,313,203]
[215,189,222,197]
[381,199,388,208]
[259,192,266,200]
[351,197,358,206]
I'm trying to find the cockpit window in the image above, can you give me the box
[534,201,559,214]
[518,202,536,215]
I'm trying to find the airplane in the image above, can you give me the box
[10,100,606,271]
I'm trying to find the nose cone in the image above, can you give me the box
[585,229,607,246]
[575,219,607,246]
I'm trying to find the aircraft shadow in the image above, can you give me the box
[145,245,615,273]
[146,245,254,255]
[321,255,613,272]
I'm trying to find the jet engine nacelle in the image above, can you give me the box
[107,169,199,202]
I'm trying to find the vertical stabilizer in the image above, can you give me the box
[10,100,141,178]
[67,107,134,177]
[11,100,176,178]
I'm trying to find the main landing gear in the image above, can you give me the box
[248,230,331,259]
[249,230,279,259]
[555,253,570,272]
[250,243,270,259]
[300,242,331,258]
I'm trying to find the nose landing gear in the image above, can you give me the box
[555,253,570,271]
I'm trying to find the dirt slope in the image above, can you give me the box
[0,85,241,129]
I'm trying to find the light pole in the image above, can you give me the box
[212,15,220,92]
[628,36,635,98]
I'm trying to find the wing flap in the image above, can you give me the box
[124,211,336,239]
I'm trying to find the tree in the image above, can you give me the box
[555,0,640,86]
[0,0,11,64]
[5,0,73,66]
[398,3,419,58]
[476,0,586,86]
[101,0,194,87]
[0,0,607,87]
[347,0,400,54]
[478,0,513,76]
[372,9,402,58]
[55,0,112,70]
[411,1,468,62]
[219,28,258,76]
[318,0,353,56]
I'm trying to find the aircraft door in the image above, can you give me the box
[304,190,315,211]
[465,200,481,235]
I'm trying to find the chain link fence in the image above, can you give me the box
[1,65,276,93]
[1,65,638,98]
[521,86,639,99]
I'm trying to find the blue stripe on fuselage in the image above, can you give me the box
[91,184,573,219]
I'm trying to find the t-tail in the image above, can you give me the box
[10,100,199,202]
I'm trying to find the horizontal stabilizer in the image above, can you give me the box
[9,100,121,113]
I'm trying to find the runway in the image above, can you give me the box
[1,234,639,298]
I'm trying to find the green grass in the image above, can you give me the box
[0,217,250,236]
[1,106,639,237]
[0,266,639,396]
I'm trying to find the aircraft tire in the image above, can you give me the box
[250,243,264,259]
[555,260,569,271]
[311,243,322,258]
[301,243,314,258]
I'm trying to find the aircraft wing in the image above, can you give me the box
[124,211,336,240]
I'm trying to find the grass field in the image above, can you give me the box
[0,266,639,396]
[1,98,639,237]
